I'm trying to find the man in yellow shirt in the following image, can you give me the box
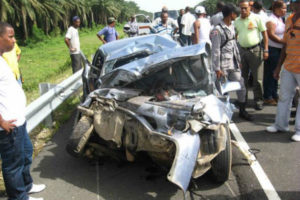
[2,43,22,85]
[266,0,300,142]
[235,0,269,110]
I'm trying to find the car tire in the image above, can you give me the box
[66,115,93,157]
[211,124,232,183]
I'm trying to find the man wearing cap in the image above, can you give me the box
[266,0,300,142]
[181,6,196,46]
[97,17,119,44]
[192,6,211,45]
[65,16,82,74]
[211,3,253,121]
[124,15,138,37]
[235,0,269,111]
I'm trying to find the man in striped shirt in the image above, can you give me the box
[266,0,300,142]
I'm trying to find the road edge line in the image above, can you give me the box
[229,123,281,200]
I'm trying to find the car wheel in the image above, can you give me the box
[211,124,232,183]
[66,115,93,157]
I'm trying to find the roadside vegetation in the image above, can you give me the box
[21,24,125,102]
[0,0,151,41]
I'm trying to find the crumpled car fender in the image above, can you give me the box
[117,106,200,193]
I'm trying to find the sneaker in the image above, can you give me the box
[254,101,264,110]
[291,134,300,142]
[266,125,279,133]
[28,184,46,194]
[29,197,44,200]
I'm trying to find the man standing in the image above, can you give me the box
[65,16,82,74]
[181,6,195,46]
[235,0,269,110]
[124,15,138,37]
[3,42,22,85]
[177,9,185,38]
[0,22,45,200]
[211,3,253,121]
[252,1,268,25]
[210,1,225,27]
[151,12,178,35]
[192,6,212,45]
[266,0,300,142]
[97,17,119,44]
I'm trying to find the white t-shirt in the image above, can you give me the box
[181,12,196,36]
[267,13,285,48]
[0,57,26,129]
[191,17,212,44]
[257,10,269,25]
[65,26,80,54]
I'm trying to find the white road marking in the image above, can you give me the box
[229,123,281,200]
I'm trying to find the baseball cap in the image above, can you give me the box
[72,16,80,22]
[107,17,116,24]
[195,6,206,14]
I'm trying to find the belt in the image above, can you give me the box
[243,43,260,50]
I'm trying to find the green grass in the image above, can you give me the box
[20,24,125,103]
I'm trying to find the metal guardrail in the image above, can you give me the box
[25,69,83,133]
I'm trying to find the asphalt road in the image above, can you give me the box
[1,96,300,200]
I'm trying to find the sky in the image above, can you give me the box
[126,0,204,13]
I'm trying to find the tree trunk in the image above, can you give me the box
[21,6,28,40]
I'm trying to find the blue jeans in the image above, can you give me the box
[0,123,33,200]
[263,46,280,100]
[180,34,192,46]
[274,69,300,132]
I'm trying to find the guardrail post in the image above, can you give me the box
[39,83,56,128]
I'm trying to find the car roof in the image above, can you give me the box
[99,34,179,62]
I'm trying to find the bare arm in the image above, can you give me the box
[262,30,269,60]
[266,22,284,44]
[17,54,21,62]
[97,34,106,44]
[64,38,76,52]
[192,21,200,44]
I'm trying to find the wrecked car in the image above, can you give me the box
[68,35,239,193]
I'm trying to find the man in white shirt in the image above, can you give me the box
[252,1,268,24]
[0,22,45,200]
[181,7,196,46]
[65,16,82,73]
[192,6,212,45]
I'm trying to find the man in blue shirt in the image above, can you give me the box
[97,17,119,44]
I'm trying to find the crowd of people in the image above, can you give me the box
[142,0,300,143]
[0,0,300,199]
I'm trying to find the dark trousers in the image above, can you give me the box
[180,34,192,46]
[263,46,281,100]
[239,44,264,102]
[70,53,82,74]
[0,123,33,200]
